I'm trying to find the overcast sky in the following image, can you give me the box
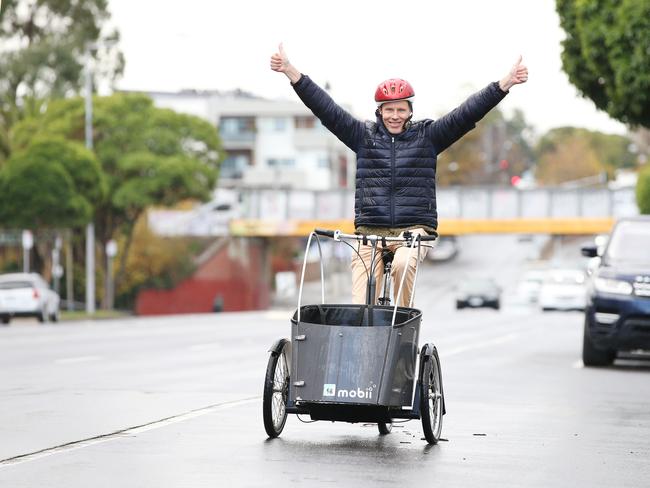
[107,0,627,138]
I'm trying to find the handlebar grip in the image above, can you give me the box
[418,234,438,241]
[314,228,335,238]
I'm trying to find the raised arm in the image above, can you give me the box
[269,43,364,151]
[430,56,528,153]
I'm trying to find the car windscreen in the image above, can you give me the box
[0,281,33,290]
[606,222,650,264]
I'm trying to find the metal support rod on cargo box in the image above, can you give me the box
[392,237,419,327]
[297,232,325,322]
[408,240,425,309]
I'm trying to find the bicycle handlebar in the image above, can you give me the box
[314,228,336,238]
[314,228,438,243]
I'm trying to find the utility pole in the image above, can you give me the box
[84,46,95,314]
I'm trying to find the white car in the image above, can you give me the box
[0,273,60,324]
[426,236,459,262]
[539,269,586,311]
[517,270,546,303]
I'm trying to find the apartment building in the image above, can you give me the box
[147,88,356,191]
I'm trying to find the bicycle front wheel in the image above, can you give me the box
[420,345,443,444]
[263,341,290,438]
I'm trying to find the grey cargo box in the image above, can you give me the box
[290,304,421,407]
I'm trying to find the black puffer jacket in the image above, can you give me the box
[292,75,507,229]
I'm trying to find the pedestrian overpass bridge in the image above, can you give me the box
[227,186,638,237]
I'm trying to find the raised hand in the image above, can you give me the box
[499,55,529,92]
[270,43,301,83]
[270,43,290,73]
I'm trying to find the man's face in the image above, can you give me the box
[380,100,411,134]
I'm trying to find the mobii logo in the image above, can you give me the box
[322,384,374,399]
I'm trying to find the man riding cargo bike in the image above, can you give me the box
[262,44,528,443]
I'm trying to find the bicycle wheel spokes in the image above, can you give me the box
[263,344,290,438]
[420,346,443,444]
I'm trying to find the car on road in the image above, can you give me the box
[538,268,586,311]
[581,217,650,366]
[517,269,546,304]
[0,273,60,324]
[426,236,459,262]
[455,278,501,310]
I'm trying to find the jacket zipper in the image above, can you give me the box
[391,136,396,226]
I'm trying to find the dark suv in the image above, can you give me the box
[581,217,650,366]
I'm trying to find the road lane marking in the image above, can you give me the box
[0,396,260,468]
[439,333,519,358]
[54,355,103,364]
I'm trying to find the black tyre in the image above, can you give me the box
[37,311,46,323]
[263,341,289,438]
[582,321,615,367]
[1,315,10,325]
[50,309,60,322]
[420,345,443,445]
[377,421,392,435]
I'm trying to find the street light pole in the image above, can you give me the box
[84,47,96,315]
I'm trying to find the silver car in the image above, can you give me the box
[0,273,60,324]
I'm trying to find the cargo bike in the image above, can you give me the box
[262,228,445,444]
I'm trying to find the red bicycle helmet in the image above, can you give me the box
[374,78,415,106]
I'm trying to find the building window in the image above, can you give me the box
[221,151,251,179]
[219,116,256,136]
[295,116,317,129]
[273,118,287,131]
[267,158,295,168]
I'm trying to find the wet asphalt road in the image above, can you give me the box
[1,235,649,487]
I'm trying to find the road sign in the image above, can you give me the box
[22,230,33,250]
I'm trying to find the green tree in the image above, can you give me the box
[556,0,650,127]
[0,137,105,282]
[0,0,124,162]
[0,137,104,228]
[12,93,224,298]
[637,166,650,214]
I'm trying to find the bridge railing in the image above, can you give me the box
[237,186,639,221]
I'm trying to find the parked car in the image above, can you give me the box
[581,217,650,366]
[455,278,501,310]
[0,273,60,324]
[538,268,586,311]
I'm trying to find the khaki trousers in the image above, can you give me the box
[350,228,429,307]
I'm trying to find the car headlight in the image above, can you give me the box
[594,277,633,295]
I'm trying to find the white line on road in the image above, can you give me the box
[54,355,103,364]
[440,333,519,358]
[572,360,584,369]
[0,396,260,468]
